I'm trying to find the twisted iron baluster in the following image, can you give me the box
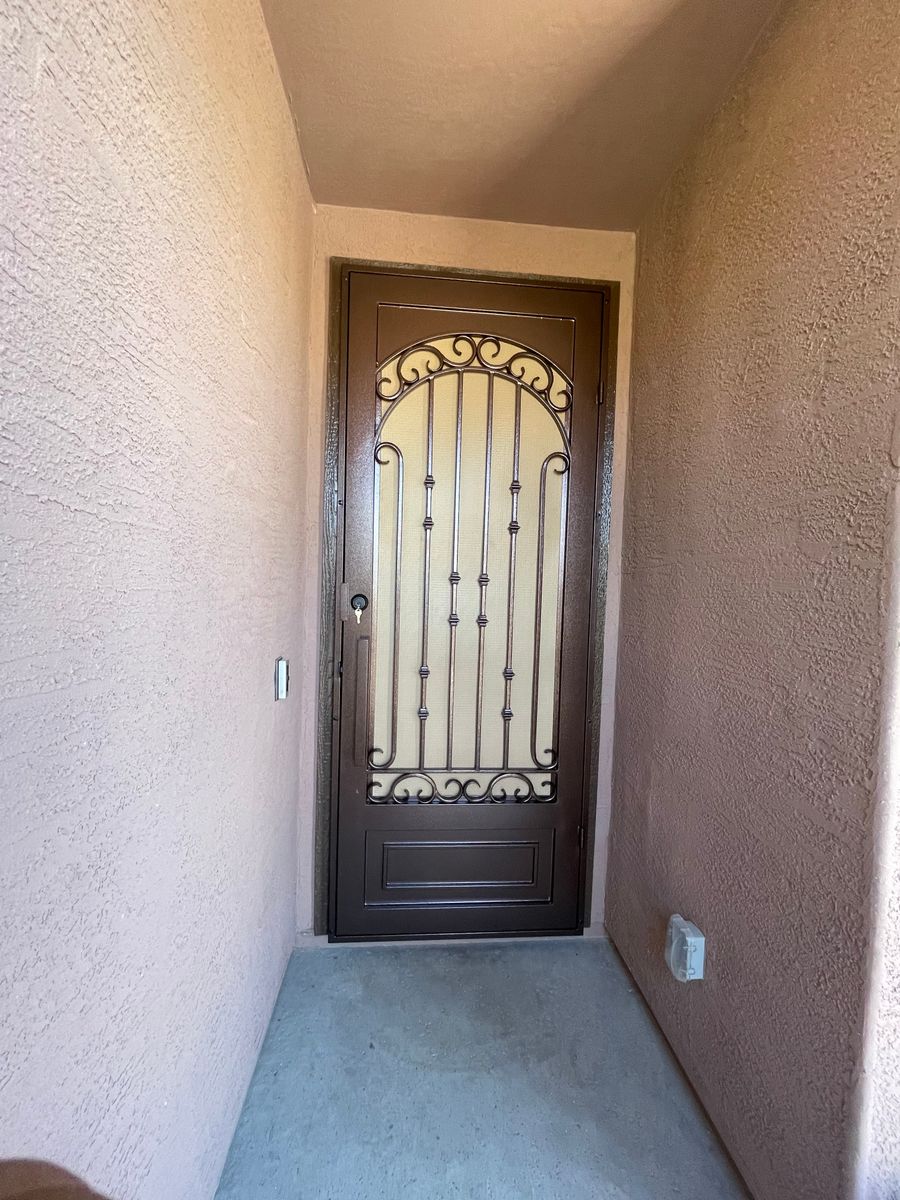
[446,371,463,769]
[501,386,522,769]
[473,373,493,771]
[417,379,435,769]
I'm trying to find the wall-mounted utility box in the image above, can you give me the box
[665,914,705,982]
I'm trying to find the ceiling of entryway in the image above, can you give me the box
[261,0,783,231]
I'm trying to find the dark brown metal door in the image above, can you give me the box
[331,267,608,939]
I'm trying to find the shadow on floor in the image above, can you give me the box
[216,940,748,1200]
[0,1162,108,1200]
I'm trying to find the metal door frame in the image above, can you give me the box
[315,260,620,938]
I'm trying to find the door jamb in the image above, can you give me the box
[314,259,620,937]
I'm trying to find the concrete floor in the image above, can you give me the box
[215,940,748,1200]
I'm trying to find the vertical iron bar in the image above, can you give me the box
[446,371,463,769]
[501,386,522,768]
[354,636,370,766]
[530,451,569,769]
[473,372,493,770]
[418,379,435,769]
[371,442,403,768]
[550,461,570,771]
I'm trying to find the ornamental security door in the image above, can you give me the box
[331,267,609,939]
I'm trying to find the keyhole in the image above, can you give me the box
[351,594,368,624]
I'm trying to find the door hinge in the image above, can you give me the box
[596,379,604,406]
[337,661,343,678]
[577,824,585,848]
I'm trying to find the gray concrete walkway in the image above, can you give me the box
[215,940,747,1200]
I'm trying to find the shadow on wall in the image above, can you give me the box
[471,0,782,230]
[0,1163,109,1200]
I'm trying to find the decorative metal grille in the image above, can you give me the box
[367,335,572,805]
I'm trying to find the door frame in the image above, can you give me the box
[315,259,620,938]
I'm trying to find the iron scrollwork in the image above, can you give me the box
[368,333,572,805]
[376,334,573,435]
[367,770,557,805]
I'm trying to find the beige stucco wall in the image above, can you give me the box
[297,204,636,936]
[605,0,900,1198]
[860,472,900,1197]
[0,0,314,1197]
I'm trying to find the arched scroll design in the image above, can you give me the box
[368,334,572,804]
[376,334,572,442]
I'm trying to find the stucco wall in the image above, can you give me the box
[860,471,900,1199]
[0,1,314,1197]
[298,205,636,936]
[605,0,900,1198]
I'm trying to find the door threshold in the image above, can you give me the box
[296,926,608,951]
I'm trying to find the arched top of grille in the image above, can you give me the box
[375,333,573,423]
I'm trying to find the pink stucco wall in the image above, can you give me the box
[0,1,314,1197]
[860,485,900,1199]
[605,0,900,1198]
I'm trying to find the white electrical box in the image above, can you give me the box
[665,914,705,982]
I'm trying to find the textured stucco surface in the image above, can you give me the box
[261,0,782,232]
[605,0,900,1198]
[0,1,314,1197]
[862,470,900,1200]
[300,205,636,935]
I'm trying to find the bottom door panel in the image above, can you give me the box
[365,828,555,906]
[334,805,581,939]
